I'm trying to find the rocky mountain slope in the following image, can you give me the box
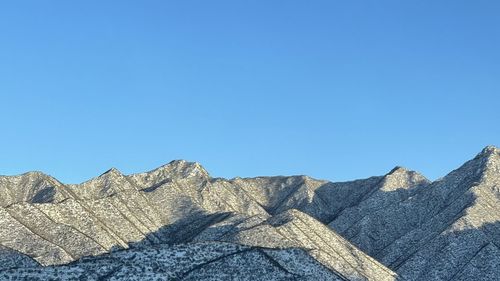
[0,146,499,280]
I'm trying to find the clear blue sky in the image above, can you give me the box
[0,1,498,183]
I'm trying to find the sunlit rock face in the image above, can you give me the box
[0,146,499,280]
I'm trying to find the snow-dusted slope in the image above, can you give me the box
[1,242,345,280]
[0,146,499,280]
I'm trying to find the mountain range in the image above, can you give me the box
[0,146,499,280]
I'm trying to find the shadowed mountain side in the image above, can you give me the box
[0,192,396,280]
[117,206,398,280]
[216,166,429,225]
[0,193,229,267]
[0,159,421,269]
[378,186,500,281]
[1,211,498,280]
[0,203,351,280]
[0,246,39,270]
[0,172,67,206]
[193,209,398,281]
[323,146,500,281]
[0,242,347,281]
[394,220,500,281]
[326,167,429,231]
[0,162,269,267]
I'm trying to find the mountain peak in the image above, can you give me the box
[0,171,59,186]
[468,145,500,170]
[14,171,54,180]
[100,167,122,177]
[2,148,500,280]
[478,145,500,158]
[388,166,411,175]
[126,160,210,189]
[474,146,500,182]
[380,166,429,192]
[158,160,210,179]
